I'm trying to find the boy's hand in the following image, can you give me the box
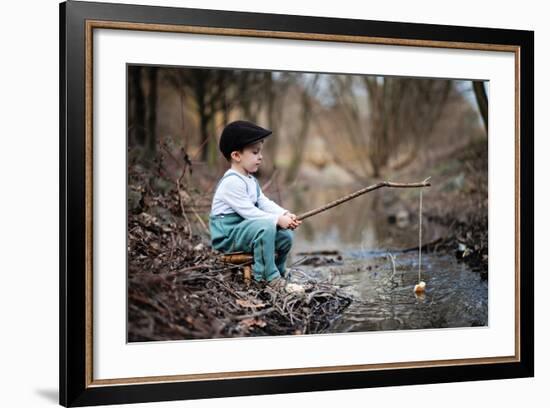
[279,212,302,230]
[277,214,295,229]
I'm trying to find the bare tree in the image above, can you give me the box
[472,81,488,135]
[128,66,146,148]
[327,75,371,179]
[163,68,237,164]
[145,67,158,155]
[127,65,159,160]
[325,75,452,179]
[285,74,320,182]
[262,72,293,174]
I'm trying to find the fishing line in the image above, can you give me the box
[415,176,431,294]
[418,176,431,281]
[418,185,423,282]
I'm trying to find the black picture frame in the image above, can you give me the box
[59,0,534,406]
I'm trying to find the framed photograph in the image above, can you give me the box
[60,0,534,406]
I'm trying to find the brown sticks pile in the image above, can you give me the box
[128,164,352,341]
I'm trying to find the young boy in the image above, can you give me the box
[209,120,302,289]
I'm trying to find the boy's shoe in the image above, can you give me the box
[267,276,287,290]
[285,282,306,294]
[267,276,305,294]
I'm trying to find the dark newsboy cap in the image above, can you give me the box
[219,120,272,161]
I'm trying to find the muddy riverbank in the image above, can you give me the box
[127,164,352,341]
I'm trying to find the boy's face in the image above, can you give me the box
[231,140,264,174]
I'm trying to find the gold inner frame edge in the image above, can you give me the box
[84,19,522,388]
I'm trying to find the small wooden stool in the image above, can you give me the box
[220,252,254,284]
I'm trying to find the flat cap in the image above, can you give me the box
[219,120,272,160]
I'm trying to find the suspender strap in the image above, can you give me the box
[213,171,261,207]
[253,177,260,205]
[213,172,248,194]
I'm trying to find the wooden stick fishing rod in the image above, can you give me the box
[296,180,431,221]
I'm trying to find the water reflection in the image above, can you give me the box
[288,185,445,252]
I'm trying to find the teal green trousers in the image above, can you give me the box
[209,213,293,282]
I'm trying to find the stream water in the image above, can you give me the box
[285,185,488,332]
[291,250,488,332]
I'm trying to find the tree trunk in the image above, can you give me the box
[145,67,158,156]
[128,66,146,146]
[195,73,209,162]
[285,77,318,182]
[472,81,488,135]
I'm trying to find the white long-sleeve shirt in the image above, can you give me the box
[211,169,287,225]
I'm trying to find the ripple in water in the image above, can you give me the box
[292,250,488,333]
